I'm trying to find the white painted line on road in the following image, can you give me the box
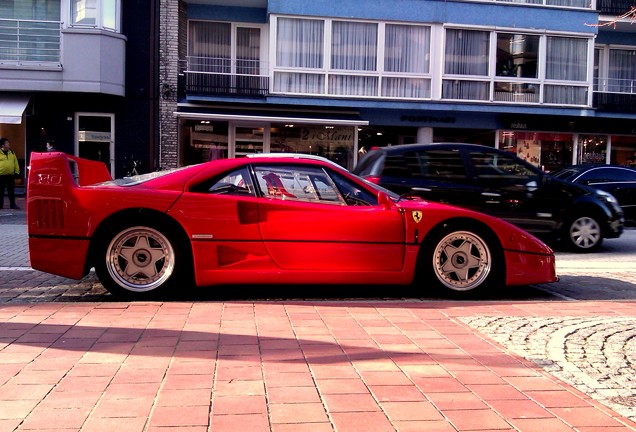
[0,267,33,271]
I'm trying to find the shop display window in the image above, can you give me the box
[271,124,355,169]
[577,135,607,164]
[499,131,573,172]
[182,120,229,165]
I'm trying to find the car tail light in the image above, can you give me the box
[364,175,381,184]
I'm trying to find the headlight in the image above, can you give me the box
[596,189,619,205]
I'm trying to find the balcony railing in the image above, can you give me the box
[180,56,269,98]
[596,0,636,14]
[594,77,636,94]
[0,18,61,65]
[593,77,636,112]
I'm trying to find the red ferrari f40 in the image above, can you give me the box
[27,152,557,299]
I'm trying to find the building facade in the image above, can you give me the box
[0,0,159,188]
[158,0,636,173]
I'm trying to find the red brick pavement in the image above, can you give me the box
[1,300,636,432]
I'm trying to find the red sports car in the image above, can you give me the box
[27,152,557,299]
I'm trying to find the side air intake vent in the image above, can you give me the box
[34,199,64,229]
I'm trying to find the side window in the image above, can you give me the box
[417,150,467,180]
[254,165,345,204]
[190,167,255,196]
[580,168,636,183]
[470,151,536,181]
[330,171,378,206]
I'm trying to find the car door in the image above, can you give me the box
[577,167,636,222]
[466,149,562,234]
[169,166,267,270]
[252,164,406,271]
[382,148,483,209]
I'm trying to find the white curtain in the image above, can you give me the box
[331,21,377,71]
[236,27,260,75]
[329,75,378,96]
[276,18,323,68]
[274,72,324,94]
[382,77,430,98]
[442,80,489,100]
[445,29,489,76]
[188,21,231,73]
[544,85,587,105]
[609,49,636,93]
[384,24,429,73]
[547,0,590,7]
[545,36,587,81]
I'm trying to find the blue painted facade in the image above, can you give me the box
[167,0,636,170]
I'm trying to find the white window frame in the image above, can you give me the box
[64,0,121,32]
[441,25,593,107]
[271,15,433,100]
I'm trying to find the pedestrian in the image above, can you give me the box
[0,137,20,209]
[45,140,56,152]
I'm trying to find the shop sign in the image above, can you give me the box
[300,126,353,145]
[400,115,455,124]
[79,131,111,142]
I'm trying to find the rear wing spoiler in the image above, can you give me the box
[29,152,112,188]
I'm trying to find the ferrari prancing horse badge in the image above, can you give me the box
[412,211,422,223]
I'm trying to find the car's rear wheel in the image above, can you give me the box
[95,222,187,299]
[565,215,603,252]
[421,225,503,295]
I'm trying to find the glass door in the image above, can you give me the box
[231,123,269,157]
[75,113,115,176]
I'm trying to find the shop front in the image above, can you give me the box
[496,130,636,172]
[175,111,368,170]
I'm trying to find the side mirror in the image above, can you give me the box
[377,191,394,209]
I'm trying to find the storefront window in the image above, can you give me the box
[271,124,355,169]
[182,120,229,166]
[578,135,606,164]
[610,136,636,167]
[498,131,573,172]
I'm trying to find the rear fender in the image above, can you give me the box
[27,152,111,235]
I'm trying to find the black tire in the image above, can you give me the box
[420,224,503,295]
[563,215,603,252]
[94,221,190,299]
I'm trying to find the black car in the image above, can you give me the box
[353,143,624,252]
[551,164,636,226]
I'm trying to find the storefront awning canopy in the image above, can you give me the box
[174,107,369,126]
[0,94,30,124]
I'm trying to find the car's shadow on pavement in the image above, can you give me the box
[168,282,558,302]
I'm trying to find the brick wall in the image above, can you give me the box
[158,0,185,169]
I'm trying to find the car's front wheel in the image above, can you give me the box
[94,222,188,299]
[421,225,503,295]
[564,215,603,252]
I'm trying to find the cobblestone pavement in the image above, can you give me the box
[459,315,636,424]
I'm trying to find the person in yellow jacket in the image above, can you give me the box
[0,137,20,209]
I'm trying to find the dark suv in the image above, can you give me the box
[353,143,624,252]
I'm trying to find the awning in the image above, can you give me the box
[174,106,369,126]
[0,94,30,124]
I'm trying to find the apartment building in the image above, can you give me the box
[158,0,636,173]
[0,0,158,187]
